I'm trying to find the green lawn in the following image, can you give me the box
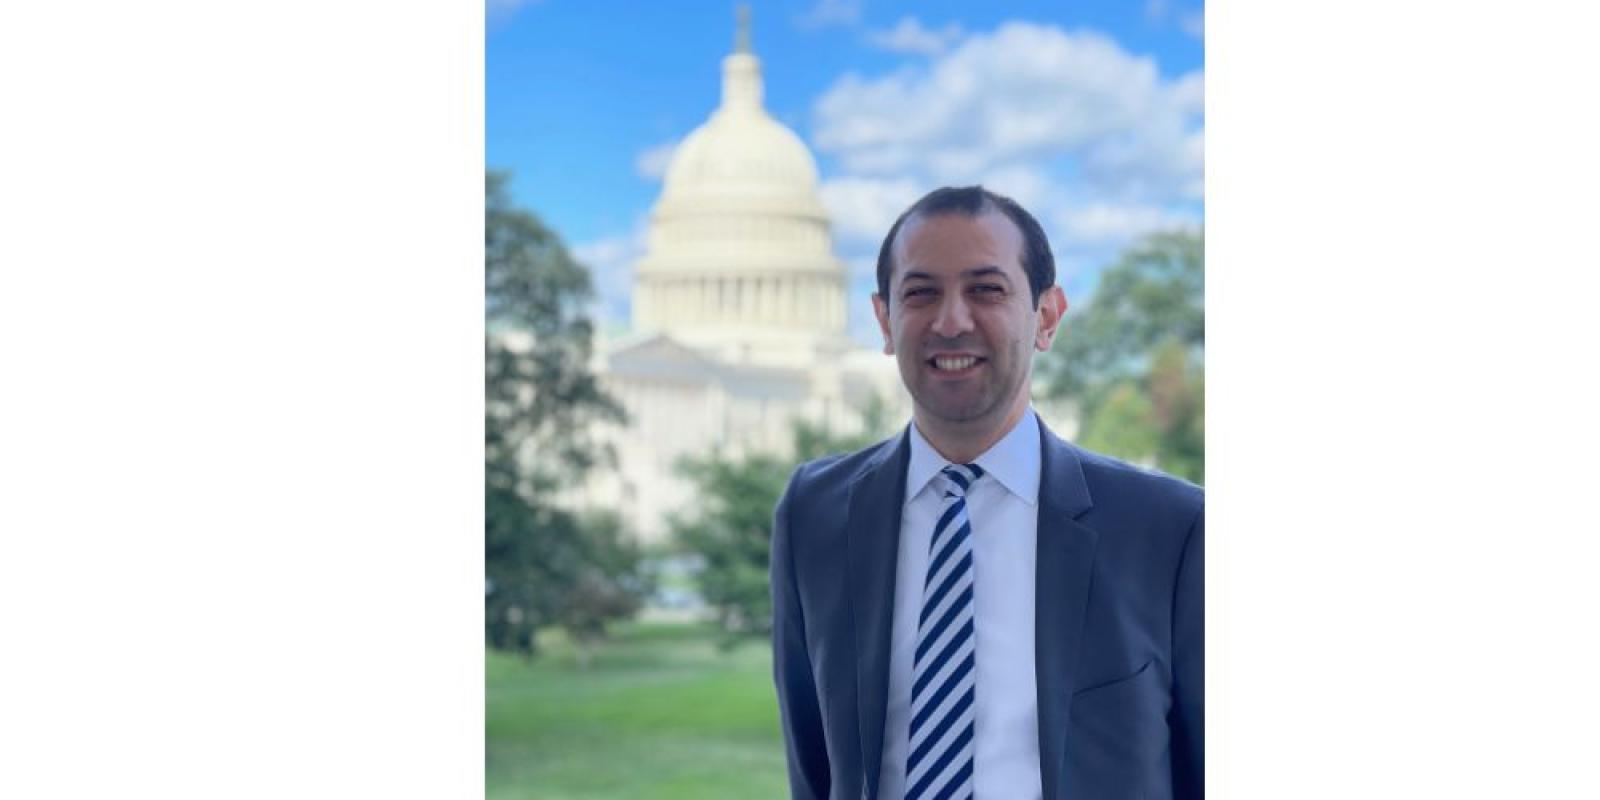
[487,621,791,799]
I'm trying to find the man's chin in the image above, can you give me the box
[913,391,995,426]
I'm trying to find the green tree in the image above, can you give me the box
[672,397,894,644]
[1040,229,1204,483]
[485,170,647,657]
[1076,381,1160,461]
[671,452,793,643]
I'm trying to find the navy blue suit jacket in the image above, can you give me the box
[770,419,1203,799]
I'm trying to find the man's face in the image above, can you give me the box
[873,210,1066,430]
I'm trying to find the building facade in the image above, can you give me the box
[578,16,908,542]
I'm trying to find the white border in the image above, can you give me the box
[0,1,484,796]
[1212,0,1600,795]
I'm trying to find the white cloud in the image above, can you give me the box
[1059,202,1199,245]
[1170,70,1204,115]
[811,22,1204,202]
[807,21,1202,301]
[634,139,678,181]
[866,17,965,56]
[1181,129,1203,198]
[1180,10,1204,40]
[794,0,860,30]
[974,164,1051,210]
[818,176,923,247]
[1145,0,1203,39]
[572,221,648,328]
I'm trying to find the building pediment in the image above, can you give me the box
[606,333,722,381]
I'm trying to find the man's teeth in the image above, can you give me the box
[934,356,977,371]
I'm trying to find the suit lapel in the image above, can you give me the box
[1033,421,1098,800]
[846,429,911,800]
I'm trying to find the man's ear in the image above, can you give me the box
[872,293,894,355]
[1034,285,1067,352]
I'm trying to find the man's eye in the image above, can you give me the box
[903,287,935,299]
[971,284,1005,296]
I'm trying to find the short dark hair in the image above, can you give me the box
[874,185,1056,308]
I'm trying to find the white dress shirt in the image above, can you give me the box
[876,408,1042,799]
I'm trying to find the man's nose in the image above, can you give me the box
[930,294,975,338]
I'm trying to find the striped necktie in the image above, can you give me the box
[906,463,984,800]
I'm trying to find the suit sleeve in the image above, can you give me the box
[1171,505,1205,800]
[771,471,830,800]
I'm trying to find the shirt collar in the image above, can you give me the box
[904,407,1041,507]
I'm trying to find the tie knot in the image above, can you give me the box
[941,463,984,497]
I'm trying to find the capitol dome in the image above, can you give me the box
[660,62,820,198]
[633,10,848,364]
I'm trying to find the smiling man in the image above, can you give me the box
[770,186,1204,800]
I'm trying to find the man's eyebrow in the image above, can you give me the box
[898,266,1012,286]
[965,265,1010,281]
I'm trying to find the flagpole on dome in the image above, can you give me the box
[735,4,751,54]
[721,4,762,113]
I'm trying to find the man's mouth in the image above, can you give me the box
[928,355,984,372]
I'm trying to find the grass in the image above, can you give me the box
[486,620,791,799]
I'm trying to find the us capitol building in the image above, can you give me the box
[575,13,909,541]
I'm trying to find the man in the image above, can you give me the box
[770,186,1203,800]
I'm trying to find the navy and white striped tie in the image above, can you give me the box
[906,463,984,800]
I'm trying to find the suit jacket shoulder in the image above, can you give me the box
[787,434,899,496]
[1071,443,1203,528]
[781,432,906,547]
[1054,438,1202,626]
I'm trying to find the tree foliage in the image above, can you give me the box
[1040,230,1204,483]
[672,397,895,645]
[485,170,648,657]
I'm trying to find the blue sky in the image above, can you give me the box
[488,0,1204,344]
